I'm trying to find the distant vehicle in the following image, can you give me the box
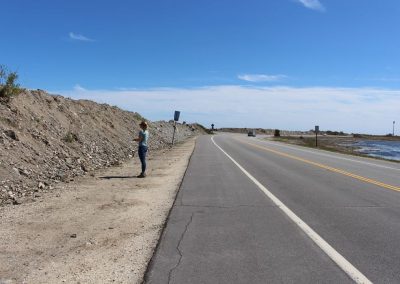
[248,129,256,137]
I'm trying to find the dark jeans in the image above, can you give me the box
[138,145,148,173]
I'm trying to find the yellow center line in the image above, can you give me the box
[236,138,400,192]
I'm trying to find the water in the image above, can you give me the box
[354,140,400,161]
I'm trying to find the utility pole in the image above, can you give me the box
[393,121,396,136]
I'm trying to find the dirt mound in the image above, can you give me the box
[0,90,204,205]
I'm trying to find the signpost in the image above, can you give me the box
[315,125,319,147]
[211,124,214,131]
[174,111,180,122]
[172,111,180,145]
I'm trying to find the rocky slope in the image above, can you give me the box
[0,90,204,205]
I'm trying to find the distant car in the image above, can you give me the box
[248,129,256,137]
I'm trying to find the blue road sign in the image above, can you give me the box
[174,111,180,121]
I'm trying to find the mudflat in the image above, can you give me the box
[0,137,196,284]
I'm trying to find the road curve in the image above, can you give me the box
[145,134,400,283]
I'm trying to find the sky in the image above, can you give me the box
[1,0,400,134]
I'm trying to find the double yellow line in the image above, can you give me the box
[239,139,400,192]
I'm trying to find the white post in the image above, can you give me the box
[393,121,395,136]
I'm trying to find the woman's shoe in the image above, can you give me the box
[137,173,146,178]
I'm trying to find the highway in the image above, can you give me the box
[145,134,400,283]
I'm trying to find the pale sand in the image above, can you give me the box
[0,137,196,283]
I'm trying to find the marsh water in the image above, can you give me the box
[354,140,400,161]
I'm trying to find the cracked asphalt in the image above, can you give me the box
[144,134,400,283]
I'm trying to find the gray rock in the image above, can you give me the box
[12,167,20,175]
[4,130,19,141]
[19,169,30,176]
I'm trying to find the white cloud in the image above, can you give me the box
[56,85,400,135]
[73,84,87,91]
[296,0,326,12]
[69,32,94,42]
[238,74,287,82]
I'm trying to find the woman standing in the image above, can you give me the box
[134,121,149,178]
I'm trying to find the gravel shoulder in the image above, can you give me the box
[0,137,197,284]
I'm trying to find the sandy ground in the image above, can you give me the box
[0,137,196,284]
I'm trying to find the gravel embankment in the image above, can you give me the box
[0,90,204,205]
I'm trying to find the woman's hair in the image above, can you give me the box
[140,121,148,130]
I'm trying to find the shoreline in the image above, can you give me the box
[269,135,400,163]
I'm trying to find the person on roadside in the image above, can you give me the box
[134,121,149,178]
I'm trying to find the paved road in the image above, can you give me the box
[145,134,400,283]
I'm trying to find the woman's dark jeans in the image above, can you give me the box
[138,145,148,173]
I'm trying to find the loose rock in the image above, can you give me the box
[0,90,206,206]
[4,130,19,141]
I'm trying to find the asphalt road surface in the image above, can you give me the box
[145,134,400,284]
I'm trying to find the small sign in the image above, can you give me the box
[174,111,180,122]
[315,125,319,133]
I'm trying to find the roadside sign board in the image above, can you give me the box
[315,125,319,133]
[174,111,180,121]
[172,111,180,145]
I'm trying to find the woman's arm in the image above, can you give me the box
[134,132,143,142]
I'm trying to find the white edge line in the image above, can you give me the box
[211,136,372,284]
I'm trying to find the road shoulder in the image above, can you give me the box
[0,137,197,284]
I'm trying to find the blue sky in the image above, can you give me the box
[1,0,400,134]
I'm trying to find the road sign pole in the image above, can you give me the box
[172,110,180,145]
[315,125,319,147]
[172,121,176,145]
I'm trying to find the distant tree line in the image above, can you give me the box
[325,130,346,136]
